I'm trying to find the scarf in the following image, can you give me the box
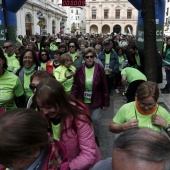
[47,138,62,170]
[22,64,36,75]
[135,98,158,115]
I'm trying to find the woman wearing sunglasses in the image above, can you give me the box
[0,47,25,112]
[38,50,50,70]
[109,81,170,136]
[16,49,41,102]
[71,47,110,146]
[67,40,83,68]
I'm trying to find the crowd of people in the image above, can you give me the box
[0,32,170,170]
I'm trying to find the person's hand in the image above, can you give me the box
[65,71,75,79]
[152,114,167,128]
[122,119,138,130]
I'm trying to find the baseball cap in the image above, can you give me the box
[103,39,110,45]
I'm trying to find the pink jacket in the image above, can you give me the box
[61,115,102,170]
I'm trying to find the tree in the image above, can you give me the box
[142,0,157,82]
[71,22,77,33]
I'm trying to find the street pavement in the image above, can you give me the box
[99,69,170,159]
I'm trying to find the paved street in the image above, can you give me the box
[99,69,170,159]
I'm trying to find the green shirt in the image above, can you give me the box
[5,53,20,72]
[84,66,94,103]
[54,65,76,94]
[50,43,58,51]
[105,53,110,75]
[121,67,147,83]
[52,123,61,140]
[135,54,141,66]
[40,62,47,70]
[70,52,77,62]
[113,101,170,132]
[0,71,24,110]
[24,73,34,99]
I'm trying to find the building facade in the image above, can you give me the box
[86,0,138,35]
[16,0,67,36]
[57,0,86,34]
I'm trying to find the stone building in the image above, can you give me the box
[57,0,86,34]
[16,0,67,36]
[85,0,138,35]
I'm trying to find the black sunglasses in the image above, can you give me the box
[69,46,75,48]
[85,55,94,59]
[3,45,12,49]
[29,84,37,91]
[41,54,47,56]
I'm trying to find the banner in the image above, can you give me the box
[62,0,85,6]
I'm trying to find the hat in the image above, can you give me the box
[103,39,110,45]
[56,38,61,43]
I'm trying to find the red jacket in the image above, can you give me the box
[71,63,110,109]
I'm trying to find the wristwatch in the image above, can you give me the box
[166,128,170,132]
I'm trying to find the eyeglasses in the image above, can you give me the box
[85,55,94,59]
[41,54,47,56]
[138,102,156,109]
[23,56,33,60]
[29,84,37,91]
[3,45,12,49]
[69,46,75,48]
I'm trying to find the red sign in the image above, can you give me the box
[62,0,85,6]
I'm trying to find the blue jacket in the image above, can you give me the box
[98,50,119,77]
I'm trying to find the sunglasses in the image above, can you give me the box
[85,55,94,59]
[69,46,75,48]
[3,45,12,49]
[29,84,37,91]
[41,54,47,56]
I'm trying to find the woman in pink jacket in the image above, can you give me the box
[33,78,102,170]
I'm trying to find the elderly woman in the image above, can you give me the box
[109,81,170,135]
[71,47,110,146]
[16,49,41,101]
[0,48,25,112]
[53,53,76,94]
[0,108,69,170]
[33,78,101,170]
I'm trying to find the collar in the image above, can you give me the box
[135,98,158,115]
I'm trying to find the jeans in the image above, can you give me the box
[86,104,101,137]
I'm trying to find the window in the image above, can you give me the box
[115,9,120,19]
[76,10,78,15]
[78,23,79,27]
[167,8,169,16]
[92,9,96,19]
[127,9,132,19]
[71,9,73,13]
[104,9,109,19]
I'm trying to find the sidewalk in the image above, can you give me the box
[99,68,170,159]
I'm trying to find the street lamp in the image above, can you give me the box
[36,10,44,35]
